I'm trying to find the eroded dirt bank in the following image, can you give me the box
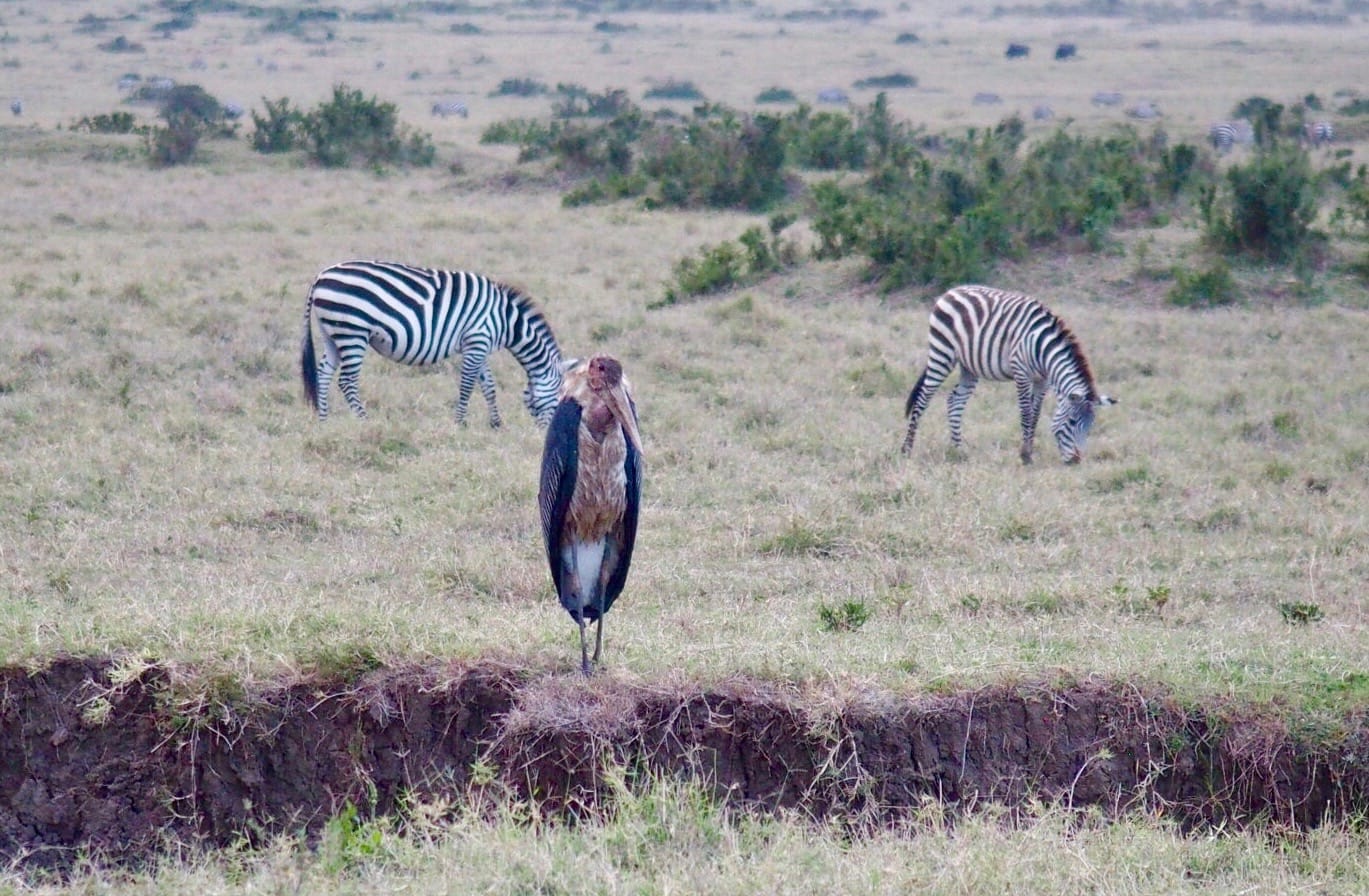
[2,657,1366,870]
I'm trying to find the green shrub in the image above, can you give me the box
[1167,261,1236,307]
[783,106,865,170]
[249,97,305,153]
[146,84,228,166]
[299,84,434,169]
[1279,601,1324,625]
[479,117,551,147]
[491,77,548,97]
[1156,142,1201,197]
[98,35,144,53]
[819,600,871,633]
[853,72,918,89]
[755,87,797,104]
[639,107,787,210]
[73,111,140,134]
[1200,146,1322,263]
[807,121,1177,290]
[644,79,704,101]
[553,84,634,118]
[658,219,798,306]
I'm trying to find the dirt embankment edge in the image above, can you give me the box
[2,656,1365,870]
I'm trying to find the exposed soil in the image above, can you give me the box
[2,656,1366,871]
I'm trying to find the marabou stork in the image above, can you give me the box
[538,355,643,674]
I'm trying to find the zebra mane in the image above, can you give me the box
[498,281,562,363]
[1049,312,1100,401]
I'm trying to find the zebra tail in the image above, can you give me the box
[905,370,930,419]
[301,302,319,413]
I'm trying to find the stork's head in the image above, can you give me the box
[1051,391,1118,464]
[576,355,643,455]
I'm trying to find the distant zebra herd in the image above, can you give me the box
[1304,120,1334,148]
[1209,118,1335,153]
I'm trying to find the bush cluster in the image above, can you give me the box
[146,84,237,166]
[474,86,1335,291]
[249,85,434,169]
[810,117,1192,289]
[659,218,800,306]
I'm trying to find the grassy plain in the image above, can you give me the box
[1,0,1368,890]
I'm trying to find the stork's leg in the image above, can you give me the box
[592,617,605,666]
[578,616,591,676]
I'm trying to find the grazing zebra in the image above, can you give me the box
[1304,120,1334,148]
[301,260,566,427]
[901,285,1117,465]
[1208,119,1254,153]
[431,100,469,118]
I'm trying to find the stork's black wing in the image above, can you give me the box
[538,398,581,600]
[601,399,641,616]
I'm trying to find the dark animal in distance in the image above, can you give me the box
[902,285,1116,465]
[1054,43,1077,60]
[1005,43,1030,59]
[539,355,643,675]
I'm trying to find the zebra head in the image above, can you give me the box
[1051,391,1118,464]
[524,355,578,426]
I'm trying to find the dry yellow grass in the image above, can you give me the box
[2,1,1369,890]
[2,0,1367,704]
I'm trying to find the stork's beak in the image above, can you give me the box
[605,380,643,456]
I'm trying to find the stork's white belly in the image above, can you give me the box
[561,540,607,610]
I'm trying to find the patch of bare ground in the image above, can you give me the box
[1,657,1366,871]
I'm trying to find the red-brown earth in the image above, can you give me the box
[2,656,1366,871]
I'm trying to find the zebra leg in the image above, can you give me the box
[1014,375,1046,464]
[315,354,336,420]
[478,365,502,429]
[945,374,979,448]
[455,351,489,427]
[335,344,368,419]
[901,366,949,455]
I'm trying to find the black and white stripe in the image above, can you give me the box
[1208,119,1254,154]
[901,285,1116,464]
[301,260,565,427]
[1303,120,1334,148]
[430,100,469,118]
